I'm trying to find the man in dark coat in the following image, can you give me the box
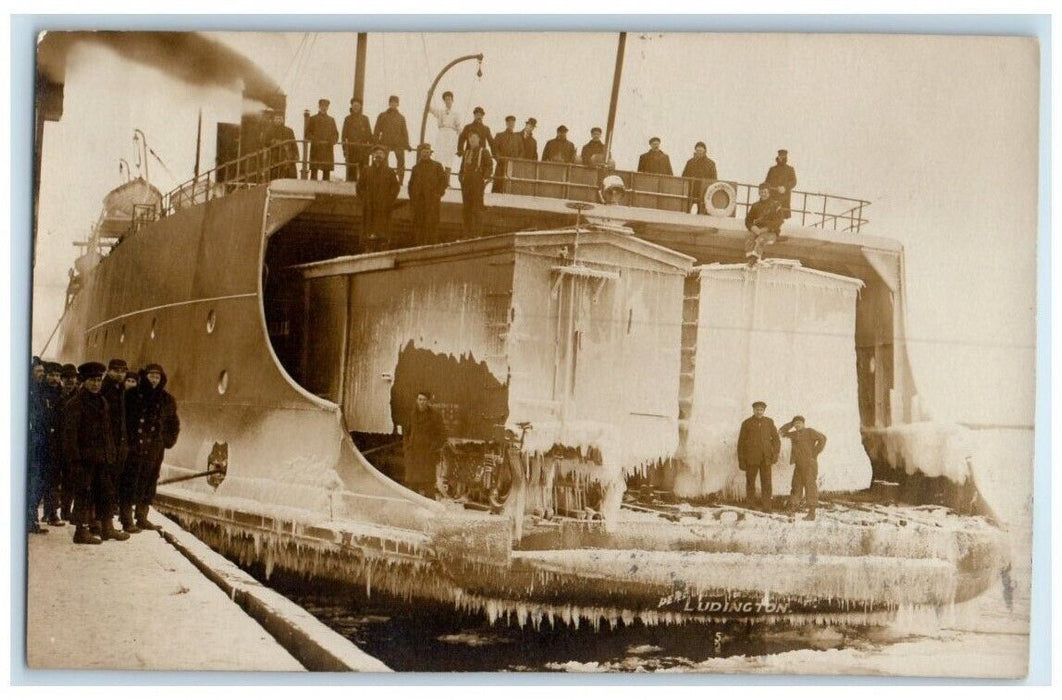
[492,115,522,193]
[457,106,495,156]
[744,183,785,265]
[102,359,130,534]
[408,143,449,246]
[764,149,797,219]
[542,125,576,164]
[305,98,339,181]
[737,401,781,512]
[374,95,412,185]
[459,132,493,238]
[265,111,299,180]
[580,127,606,167]
[27,362,63,533]
[61,362,128,544]
[779,415,827,521]
[520,118,539,161]
[638,137,673,175]
[341,98,373,183]
[403,391,446,497]
[56,363,79,522]
[681,141,718,215]
[124,363,180,532]
[359,144,402,251]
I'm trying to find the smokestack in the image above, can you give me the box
[37,31,286,110]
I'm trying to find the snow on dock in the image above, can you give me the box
[25,512,389,672]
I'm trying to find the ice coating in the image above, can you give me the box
[677,261,872,498]
[870,422,976,483]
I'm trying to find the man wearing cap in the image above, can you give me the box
[744,183,785,265]
[459,132,494,238]
[124,371,139,392]
[403,390,447,498]
[492,115,522,193]
[737,401,781,512]
[342,98,373,183]
[457,106,495,157]
[429,91,462,175]
[520,118,539,161]
[264,110,298,180]
[61,362,127,544]
[580,127,606,168]
[681,142,718,215]
[359,144,401,251]
[103,359,131,534]
[779,416,827,521]
[764,149,797,219]
[638,137,674,176]
[125,364,181,532]
[27,362,63,533]
[374,96,412,185]
[543,125,576,164]
[305,98,339,181]
[408,143,449,246]
[56,363,79,522]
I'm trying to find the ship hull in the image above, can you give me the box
[55,182,1006,626]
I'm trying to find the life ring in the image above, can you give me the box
[703,181,737,217]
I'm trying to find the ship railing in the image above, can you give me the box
[162,143,870,234]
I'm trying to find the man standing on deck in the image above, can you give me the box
[779,415,827,521]
[542,125,576,164]
[125,363,180,532]
[580,127,606,168]
[265,111,298,180]
[305,99,339,181]
[374,96,412,185]
[403,391,447,497]
[744,183,785,265]
[459,132,493,238]
[681,142,718,215]
[102,359,131,534]
[520,118,539,161]
[61,362,127,544]
[342,98,373,183]
[737,401,781,512]
[457,107,495,157]
[764,149,797,219]
[638,137,673,175]
[408,143,449,246]
[359,144,401,251]
[492,115,522,193]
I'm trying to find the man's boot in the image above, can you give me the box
[73,526,102,545]
[135,504,161,531]
[100,518,130,541]
[804,510,816,522]
[120,506,141,534]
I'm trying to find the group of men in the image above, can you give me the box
[737,400,827,520]
[27,356,180,544]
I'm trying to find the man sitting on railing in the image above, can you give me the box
[681,141,718,215]
[744,183,785,266]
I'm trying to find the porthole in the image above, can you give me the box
[217,370,229,395]
[206,309,216,334]
[119,324,126,344]
[150,317,157,340]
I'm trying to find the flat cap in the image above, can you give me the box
[60,363,78,379]
[752,400,767,409]
[525,117,537,126]
[473,106,485,115]
[417,142,433,151]
[78,362,107,379]
[556,125,568,133]
[108,358,128,371]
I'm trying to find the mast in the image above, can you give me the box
[604,32,627,162]
[353,33,368,104]
[193,109,203,179]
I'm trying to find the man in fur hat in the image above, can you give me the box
[124,363,181,531]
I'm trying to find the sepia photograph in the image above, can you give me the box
[18,18,1044,680]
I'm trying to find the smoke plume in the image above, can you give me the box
[37,31,285,109]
